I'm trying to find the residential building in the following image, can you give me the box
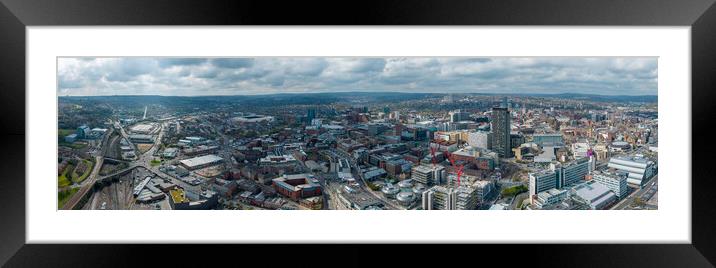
[491,107,511,158]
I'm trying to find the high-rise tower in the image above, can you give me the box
[491,106,511,158]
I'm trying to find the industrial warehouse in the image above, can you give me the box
[179,154,224,170]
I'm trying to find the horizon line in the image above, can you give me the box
[58,91,658,98]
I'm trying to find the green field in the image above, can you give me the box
[71,159,94,183]
[58,187,79,209]
[501,185,528,197]
[58,164,74,188]
[58,128,75,137]
[150,159,161,166]
[58,141,88,149]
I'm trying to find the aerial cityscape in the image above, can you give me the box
[57,57,658,210]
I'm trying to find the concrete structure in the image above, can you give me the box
[571,142,591,158]
[489,203,508,210]
[535,146,557,163]
[381,183,400,199]
[179,154,224,170]
[129,134,154,144]
[421,184,482,210]
[427,186,457,210]
[259,154,298,166]
[271,174,322,201]
[607,156,657,187]
[570,181,617,210]
[133,176,153,197]
[130,123,154,134]
[169,189,219,210]
[183,145,219,156]
[609,141,632,152]
[491,107,511,158]
[454,185,479,210]
[554,157,590,188]
[422,190,434,210]
[471,180,495,203]
[411,164,445,185]
[232,114,275,123]
[534,188,568,209]
[396,191,416,206]
[363,167,387,181]
[449,110,470,123]
[162,147,178,159]
[90,128,108,139]
[529,171,557,204]
[592,172,628,199]
[532,133,563,146]
[64,133,78,143]
[467,131,492,150]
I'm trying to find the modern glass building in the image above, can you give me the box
[555,157,590,188]
[529,170,558,203]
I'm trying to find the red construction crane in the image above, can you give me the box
[429,144,439,168]
[444,151,465,187]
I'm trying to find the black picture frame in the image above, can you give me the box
[1,0,714,267]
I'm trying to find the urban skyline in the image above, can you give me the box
[57,57,658,211]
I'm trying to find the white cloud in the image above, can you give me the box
[57,57,657,96]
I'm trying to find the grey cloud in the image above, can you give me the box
[286,59,328,76]
[211,58,255,69]
[158,58,207,67]
[57,57,658,96]
[350,58,386,73]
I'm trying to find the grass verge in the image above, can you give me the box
[58,187,79,209]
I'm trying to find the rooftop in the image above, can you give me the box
[572,181,612,201]
[179,154,223,167]
[170,189,188,203]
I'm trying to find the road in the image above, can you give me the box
[61,128,113,210]
[333,149,399,210]
[611,175,658,210]
[64,122,173,210]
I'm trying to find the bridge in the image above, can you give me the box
[61,128,114,210]
[62,121,171,210]
[103,157,131,164]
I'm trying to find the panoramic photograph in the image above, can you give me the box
[56,57,658,211]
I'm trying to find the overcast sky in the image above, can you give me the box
[57,57,657,96]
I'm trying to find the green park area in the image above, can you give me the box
[58,128,75,137]
[150,158,162,166]
[366,181,382,191]
[71,159,94,184]
[58,164,74,188]
[58,187,79,209]
[501,184,528,197]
